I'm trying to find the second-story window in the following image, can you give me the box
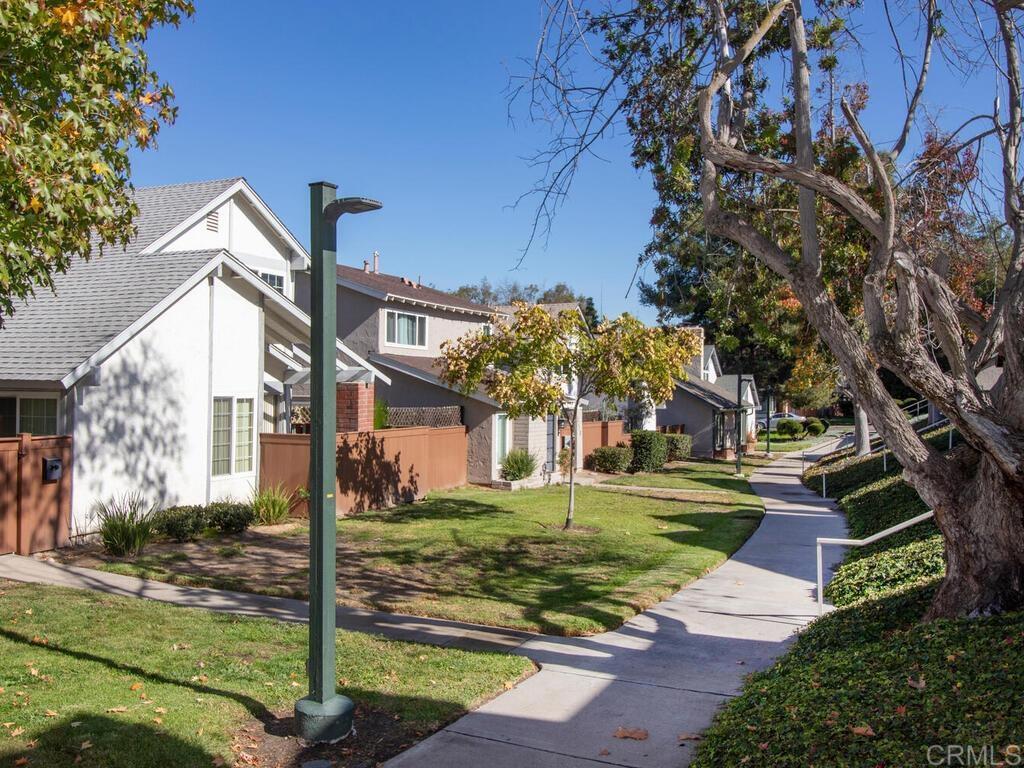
[385,310,427,348]
[259,272,285,293]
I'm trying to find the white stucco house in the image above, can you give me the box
[0,177,383,535]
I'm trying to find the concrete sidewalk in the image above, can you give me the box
[385,445,848,768]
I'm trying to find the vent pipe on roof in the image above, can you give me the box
[362,260,370,273]
[373,250,380,274]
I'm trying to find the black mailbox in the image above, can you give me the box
[43,457,63,482]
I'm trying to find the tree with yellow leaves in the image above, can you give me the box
[0,0,193,321]
[439,303,700,529]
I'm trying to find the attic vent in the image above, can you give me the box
[206,210,219,232]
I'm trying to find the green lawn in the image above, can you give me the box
[0,581,532,768]
[84,463,763,637]
[334,472,763,635]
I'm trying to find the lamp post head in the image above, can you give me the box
[324,196,383,224]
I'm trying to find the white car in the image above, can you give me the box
[757,412,808,432]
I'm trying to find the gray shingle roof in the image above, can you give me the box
[0,178,240,384]
[337,264,495,315]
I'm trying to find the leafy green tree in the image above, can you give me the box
[439,303,700,528]
[0,0,193,320]
[451,278,599,326]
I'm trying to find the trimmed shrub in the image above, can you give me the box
[94,491,155,557]
[665,433,692,461]
[501,449,538,481]
[153,505,207,542]
[805,419,826,436]
[629,430,668,473]
[206,501,254,534]
[775,418,803,438]
[588,445,633,473]
[251,483,292,526]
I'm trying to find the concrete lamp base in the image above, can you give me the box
[294,695,355,744]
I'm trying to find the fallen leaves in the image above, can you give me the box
[43,710,57,718]
[850,725,876,737]
[678,732,702,742]
[105,706,128,714]
[907,675,927,690]
[614,726,649,741]
[129,682,144,692]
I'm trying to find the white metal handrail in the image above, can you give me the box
[816,510,936,614]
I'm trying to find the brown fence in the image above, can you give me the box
[0,434,72,555]
[581,420,631,458]
[259,425,468,516]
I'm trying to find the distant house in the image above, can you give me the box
[655,333,758,458]
[296,258,580,484]
[0,178,382,536]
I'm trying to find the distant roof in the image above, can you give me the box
[717,374,758,407]
[0,178,243,384]
[671,361,758,411]
[336,264,494,315]
[492,301,583,319]
[369,352,497,405]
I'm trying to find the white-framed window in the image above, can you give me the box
[211,398,233,476]
[0,394,59,437]
[495,413,510,468]
[259,272,285,293]
[234,398,254,472]
[385,309,427,348]
[210,396,255,476]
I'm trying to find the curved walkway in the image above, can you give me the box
[385,444,848,768]
[0,444,848,767]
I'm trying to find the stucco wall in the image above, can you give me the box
[376,302,487,358]
[657,388,717,457]
[71,279,212,532]
[69,276,263,532]
[375,369,498,483]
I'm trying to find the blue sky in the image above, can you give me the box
[131,2,993,323]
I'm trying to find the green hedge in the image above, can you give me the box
[825,534,944,606]
[665,433,692,461]
[587,445,633,473]
[152,505,208,542]
[776,418,803,437]
[628,430,668,473]
[692,584,1024,767]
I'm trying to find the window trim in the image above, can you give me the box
[210,395,257,478]
[494,413,510,474]
[0,392,61,437]
[384,309,428,349]
[258,270,286,294]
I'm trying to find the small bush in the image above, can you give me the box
[825,533,944,606]
[665,433,692,461]
[501,449,538,481]
[588,445,633,473]
[94,491,156,558]
[805,419,826,436]
[206,501,254,534]
[251,483,292,526]
[629,430,668,473]
[374,399,389,430]
[775,418,803,437]
[557,446,571,475]
[152,505,207,542]
[819,418,831,431]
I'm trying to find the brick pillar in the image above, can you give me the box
[336,381,375,433]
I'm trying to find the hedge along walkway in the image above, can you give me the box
[384,443,849,768]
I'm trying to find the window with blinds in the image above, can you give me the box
[234,399,254,472]
[385,310,427,348]
[211,398,232,475]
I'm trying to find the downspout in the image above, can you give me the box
[256,293,266,489]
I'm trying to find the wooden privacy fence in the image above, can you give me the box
[259,425,468,516]
[580,420,631,458]
[0,434,72,555]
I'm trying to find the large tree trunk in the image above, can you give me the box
[853,399,871,456]
[923,450,1024,618]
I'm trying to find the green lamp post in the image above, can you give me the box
[295,181,381,743]
[734,374,754,477]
